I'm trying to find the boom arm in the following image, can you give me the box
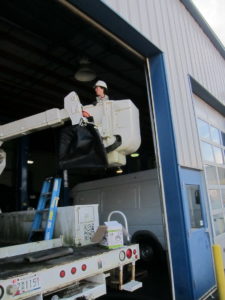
[0,91,141,175]
[0,92,82,144]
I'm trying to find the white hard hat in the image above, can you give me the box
[94,80,107,89]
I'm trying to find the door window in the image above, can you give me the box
[186,184,204,228]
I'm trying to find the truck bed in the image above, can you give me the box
[0,244,109,279]
[0,242,140,300]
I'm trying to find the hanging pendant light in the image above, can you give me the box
[74,57,96,82]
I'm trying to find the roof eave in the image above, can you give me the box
[180,0,225,60]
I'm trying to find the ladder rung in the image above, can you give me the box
[31,229,44,233]
[40,192,52,197]
[36,209,49,213]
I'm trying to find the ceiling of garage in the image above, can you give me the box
[0,0,155,176]
[0,0,146,121]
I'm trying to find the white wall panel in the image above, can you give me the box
[102,0,225,169]
[194,95,225,131]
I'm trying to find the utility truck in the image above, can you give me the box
[0,92,142,300]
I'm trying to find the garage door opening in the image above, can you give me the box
[0,2,172,299]
[0,0,155,206]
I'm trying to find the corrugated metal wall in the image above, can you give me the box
[101,0,225,169]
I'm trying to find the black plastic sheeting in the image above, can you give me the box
[59,123,108,172]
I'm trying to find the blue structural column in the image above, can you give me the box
[17,136,29,210]
[149,53,193,300]
[62,169,70,206]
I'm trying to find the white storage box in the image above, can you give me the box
[92,221,123,249]
[54,204,99,246]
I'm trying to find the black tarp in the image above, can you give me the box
[59,123,108,172]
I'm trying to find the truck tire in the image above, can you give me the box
[131,230,165,269]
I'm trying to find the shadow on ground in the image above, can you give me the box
[99,261,172,300]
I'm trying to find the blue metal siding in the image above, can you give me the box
[150,53,193,299]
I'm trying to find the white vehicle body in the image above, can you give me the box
[72,169,166,263]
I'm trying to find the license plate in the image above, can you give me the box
[12,274,41,296]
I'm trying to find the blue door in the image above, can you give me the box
[180,168,215,299]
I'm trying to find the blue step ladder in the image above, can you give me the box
[28,177,62,242]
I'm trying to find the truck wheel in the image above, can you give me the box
[131,230,165,269]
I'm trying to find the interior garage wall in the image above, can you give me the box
[101,0,225,170]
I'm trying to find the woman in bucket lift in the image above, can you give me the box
[93,80,109,103]
[82,80,109,118]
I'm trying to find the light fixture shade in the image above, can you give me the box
[130,153,139,158]
[116,167,123,174]
[74,66,96,82]
[74,57,96,82]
